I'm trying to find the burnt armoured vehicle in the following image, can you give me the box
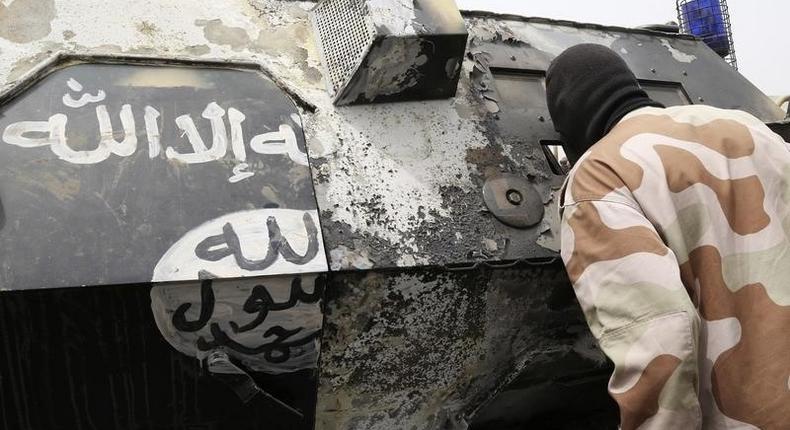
[0,1,786,429]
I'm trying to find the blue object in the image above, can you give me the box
[679,0,731,56]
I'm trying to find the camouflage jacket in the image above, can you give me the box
[560,105,790,430]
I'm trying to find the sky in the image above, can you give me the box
[455,0,789,97]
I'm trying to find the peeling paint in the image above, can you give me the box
[311,0,466,106]
[308,99,488,257]
[196,18,252,51]
[468,16,619,59]
[571,329,607,366]
[254,19,316,70]
[338,37,427,104]
[318,271,486,430]
[318,266,601,430]
[184,44,211,56]
[0,0,56,43]
[536,188,562,253]
[468,51,499,113]
[660,38,697,63]
[368,0,418,34]
[329,245,375,271]
[482,238,498,253]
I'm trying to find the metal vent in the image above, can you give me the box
[311,0,467,105]
[312,0,376,93]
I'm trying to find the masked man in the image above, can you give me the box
[547,44,790,430]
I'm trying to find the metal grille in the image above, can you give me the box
[312,0,377,93]
[676,0,737,69]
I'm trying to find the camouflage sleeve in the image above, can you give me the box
[561,199,702,430]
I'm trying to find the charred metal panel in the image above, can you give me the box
[315,12,785,273]
[310,0,468,105]
[317,262,611,429]
[0,58,327,290]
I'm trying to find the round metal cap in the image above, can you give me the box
[482,174,544,229]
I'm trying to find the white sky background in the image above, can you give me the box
[455,0,789,96]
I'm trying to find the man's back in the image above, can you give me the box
[560,104,790,429]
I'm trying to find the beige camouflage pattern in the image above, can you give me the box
[559,105,790,430]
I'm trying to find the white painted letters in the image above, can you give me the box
[2,120,50,148]
[168,102,228,163]
[250,124,308,166]
[2,79,311,179]
[97,104,137,157]
[144,106,162,158]
[62,78,107,108]
[153,209,328,282]
[228,107,247,162]
[48,113,113,164]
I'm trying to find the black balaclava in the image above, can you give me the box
[545,44,664,165]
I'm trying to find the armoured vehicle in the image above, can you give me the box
[0,1,786,429]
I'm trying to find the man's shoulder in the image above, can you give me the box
[562,105,768,207]
[623,105,767,130]
[561,149,638,208]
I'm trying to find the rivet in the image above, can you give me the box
[510,55,517,61]
[650,68,656,73]
[698,96,705,102]
[682,70,688,76]
[538,115,545,122]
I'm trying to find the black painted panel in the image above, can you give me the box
[0,283,317,429]
[0,63,324,290]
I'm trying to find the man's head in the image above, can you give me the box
[545,44,663,165]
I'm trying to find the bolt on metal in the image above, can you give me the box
[506,189,523,205]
